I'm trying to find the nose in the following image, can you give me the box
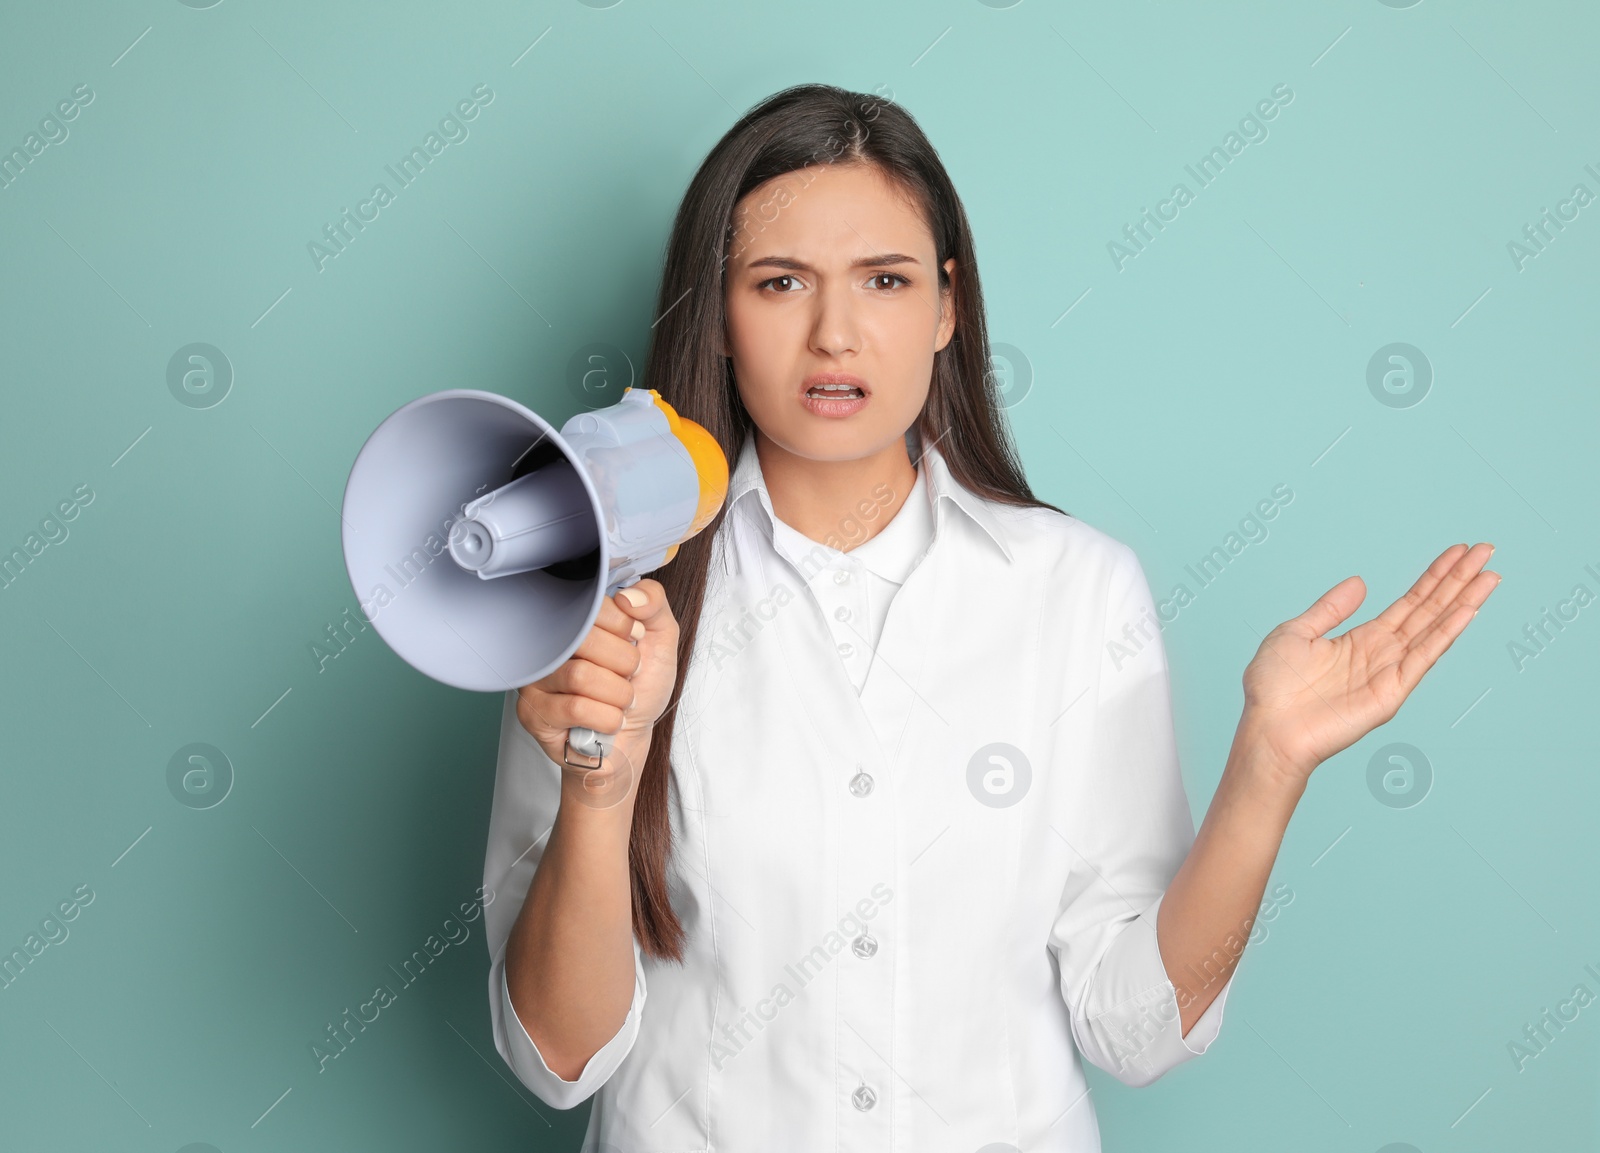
[809,278,862,358]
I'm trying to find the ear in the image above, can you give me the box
[934,257,958,353]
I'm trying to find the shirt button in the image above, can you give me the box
[834,606,851,622]
[834,569,851,585]
[852,933,878,958]
[837,642,854,658]
[848,771,874,798]
[851,1082,877,1111]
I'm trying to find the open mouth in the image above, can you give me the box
[805,383,866,399]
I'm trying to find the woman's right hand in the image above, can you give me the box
[515,577,680,776]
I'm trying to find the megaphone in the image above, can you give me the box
[339,386,727,763]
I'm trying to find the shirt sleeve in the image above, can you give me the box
[483,690,648,1109]
[1047,542,1236,1088]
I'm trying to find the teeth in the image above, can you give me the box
[809,384,863,395]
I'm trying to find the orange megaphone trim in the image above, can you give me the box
[629,388,729,543]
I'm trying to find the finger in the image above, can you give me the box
[526,688,629,738]
[1373,543,1471,633]
[515,684,569,739]
[593,590,647,643]
[1286,574,1367,639]
[1396,569,1500,690]
[571,623,645,679]
[545,656,636,713]
[1395,542,1494,643]
[613,578,675,632]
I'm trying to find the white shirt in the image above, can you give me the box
[766,458,933,694]
[483,430,1234,1152]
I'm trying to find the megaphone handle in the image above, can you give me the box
[564,573,644,765]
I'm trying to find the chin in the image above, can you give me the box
[786,422,914,464]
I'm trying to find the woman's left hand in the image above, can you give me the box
[1241,541,1501,783]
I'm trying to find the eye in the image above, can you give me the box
[870,273,910,291]
[756,275,802,294]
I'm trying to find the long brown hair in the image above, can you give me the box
[631,82,1066,962]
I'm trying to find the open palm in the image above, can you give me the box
[1243,542,1501,777]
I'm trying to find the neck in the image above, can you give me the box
[754,429,919,553]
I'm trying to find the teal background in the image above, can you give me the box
[0,0,1595,1149]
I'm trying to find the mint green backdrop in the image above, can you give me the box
[1,1,1594,1150]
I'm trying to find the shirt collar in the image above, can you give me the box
[843,464,929,583]
[723,429,1015,566]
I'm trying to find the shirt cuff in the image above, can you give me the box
[493,937,647,1110]
[1080,891,1235,1086]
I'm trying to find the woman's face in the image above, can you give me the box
[722,162,957,463]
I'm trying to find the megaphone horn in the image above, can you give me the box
[340,386,727,763]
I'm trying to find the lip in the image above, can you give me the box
[800,372,870,419]
[801,372,870,396]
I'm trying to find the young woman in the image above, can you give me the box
[481,84,1499,1151]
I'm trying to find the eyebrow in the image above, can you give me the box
[742,253,923,273]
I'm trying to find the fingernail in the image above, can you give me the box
[620,587,647,607]
[630,619,645,640]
